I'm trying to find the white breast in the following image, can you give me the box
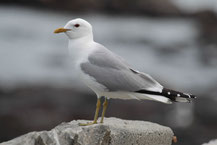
[68,39,108,97]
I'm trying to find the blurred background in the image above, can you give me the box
[0,0,217,144]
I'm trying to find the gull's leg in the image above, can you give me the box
[79,98,101,126]
[100,97,108,123]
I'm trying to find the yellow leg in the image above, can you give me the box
[79,98,101,126]
[100,98,108,123]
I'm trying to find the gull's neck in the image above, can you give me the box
[68,34,93,48]
[68,34,95,65]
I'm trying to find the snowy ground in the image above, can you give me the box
[0,6,216,94]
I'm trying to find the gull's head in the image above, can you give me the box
[54,18,93,39]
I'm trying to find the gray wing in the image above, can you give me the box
[80,44,163,92]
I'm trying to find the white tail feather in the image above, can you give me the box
[135,93,172,104]
[175,97,190,103]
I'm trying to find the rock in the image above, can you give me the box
[0,117,174,145]
[203,139,217,145]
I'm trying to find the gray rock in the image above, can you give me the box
[203,139,217,145]
[1,117,174,145]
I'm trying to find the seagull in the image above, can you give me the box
[54,18,196,126]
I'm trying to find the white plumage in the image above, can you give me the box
[54,18,196,125]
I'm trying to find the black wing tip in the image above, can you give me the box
[162,88,196,102]
[191,94,197,99]
[184,93,197,99]
[134,88,196,103]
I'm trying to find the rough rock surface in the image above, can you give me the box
[1,117,174,145]
[203,139,217,145]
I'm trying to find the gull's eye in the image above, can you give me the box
[74,24,80,28]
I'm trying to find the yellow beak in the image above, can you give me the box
[54,28,71,33]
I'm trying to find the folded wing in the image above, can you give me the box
[80,44,163,93]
